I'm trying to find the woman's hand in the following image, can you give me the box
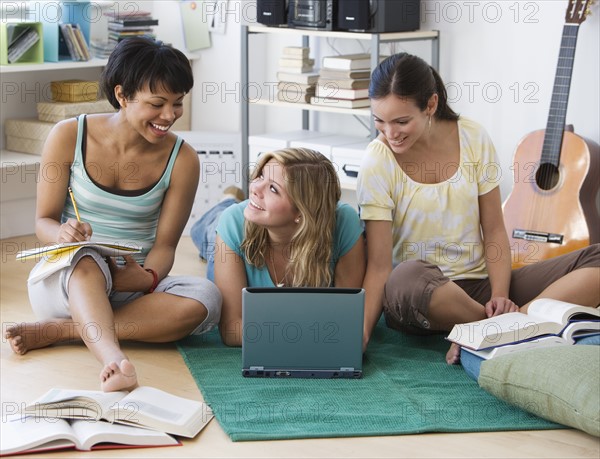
[107,255,153,293]
[485,296,519,318]
[57,218,92,243]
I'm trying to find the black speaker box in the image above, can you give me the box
[336,0,421,33]
[257,0,288,26]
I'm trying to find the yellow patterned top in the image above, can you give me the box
[357,117,501,280]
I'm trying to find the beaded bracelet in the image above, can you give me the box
[145,268,158,294]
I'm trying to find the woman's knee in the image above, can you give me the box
[383,260,447,334]
[68,255,110,294]
[167,278,222,334]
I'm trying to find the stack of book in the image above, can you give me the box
[276,46,318,104]
[104,9,158,52]
[59,23,91,61]
[311,53,372,109]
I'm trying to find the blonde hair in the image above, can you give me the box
[241,148,341,287]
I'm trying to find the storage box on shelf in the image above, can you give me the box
[331,139,372,190]
[288,134,366,161]
[0,21,44,65]
[4,119,55,155]
[0,152,39,238]
[42,0,91,62]
[248,130,334,166]
[174,131,243,236]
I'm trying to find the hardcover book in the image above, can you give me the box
[276,71,320,85]
[321,53,373,71]
[1,417,180,456]
[19,386,214,438]
[310,96,370,109]
[447,298,600,352]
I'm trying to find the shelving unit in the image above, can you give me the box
[240,25,440,194]
[0,57,108,73]
[0,57,107,238]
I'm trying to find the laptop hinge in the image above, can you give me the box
[249,366,264,371]
[340,367,354,372]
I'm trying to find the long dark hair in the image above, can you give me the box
[369,53,458,121]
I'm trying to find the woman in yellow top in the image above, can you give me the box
[357,52,599,362]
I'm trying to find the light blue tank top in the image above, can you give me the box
[62,115,183,264]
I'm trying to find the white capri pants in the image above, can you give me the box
[27,248,222,335]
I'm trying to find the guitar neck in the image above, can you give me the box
[541,23,581,166]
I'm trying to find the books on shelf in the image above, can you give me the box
[1,417,180,456]
[277,63,316,74]
[59,23,91,61]
[317,77,370,90]
[315,85,369,100]
[278,57,315,69]
[108,18,159,28]
[7,26,40,64]
[318,68,371,80]
[321,53,373,71]
[281,46,310,58]
[19,386,214,438]
[18,241,141,283]
[276,71,319,85]
[447,298,600,358]
[276,46,318,104]
[310,96,370,109]
[278,81,316,94]
[89,40,114,59]
[103,9,158,48]
[277,90,313,104]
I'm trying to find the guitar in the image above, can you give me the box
[503,0,599,268]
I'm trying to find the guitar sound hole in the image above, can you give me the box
[535,163,560,190]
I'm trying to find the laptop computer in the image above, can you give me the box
[242,287,364,379]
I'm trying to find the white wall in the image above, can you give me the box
[151,0,599,200]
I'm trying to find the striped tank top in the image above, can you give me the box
[62,115,183,264]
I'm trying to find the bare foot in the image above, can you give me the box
[4,320,77,355]
[446,342,461,365]
[101,359,138,392]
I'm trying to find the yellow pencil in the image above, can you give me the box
[68,186,81,222]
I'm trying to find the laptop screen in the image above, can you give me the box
[242,287,364,378]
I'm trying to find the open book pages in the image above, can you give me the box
[16,241,141,260]
[447,299,599,351]
[19,241,142,284]
[21,386,214,438]
[0,416,179,456]
[462,335,567,360]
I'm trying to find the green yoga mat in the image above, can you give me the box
[177,321,560,441]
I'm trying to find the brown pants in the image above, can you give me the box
[383,244,600,335]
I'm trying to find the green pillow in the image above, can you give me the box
[478,345,599,437]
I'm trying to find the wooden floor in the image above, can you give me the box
[1,235,598,458]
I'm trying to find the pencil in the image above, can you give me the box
[68,186,81,222]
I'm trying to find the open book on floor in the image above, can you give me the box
[0,417,180,457]
[17,241,141,284]
[447,298,600,355]
[20,386,213,438]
